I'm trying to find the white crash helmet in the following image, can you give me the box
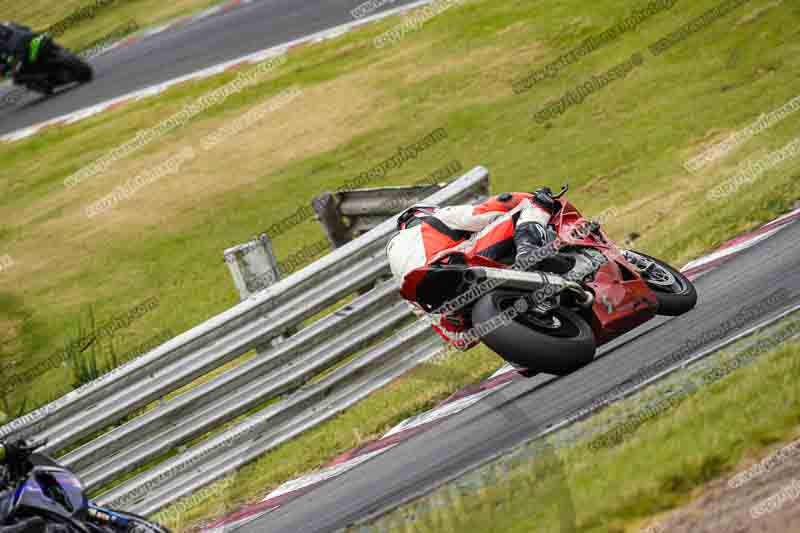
[396,203,439,230]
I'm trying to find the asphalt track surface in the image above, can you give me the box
[0,0,421,136]
[235,222,800,532]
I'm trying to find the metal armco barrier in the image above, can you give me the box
[0,167,490,515]
[314,183,448,247]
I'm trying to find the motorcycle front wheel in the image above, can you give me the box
[624,250,697,316]
[472,290,596,375]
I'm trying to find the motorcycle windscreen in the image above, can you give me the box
[12,468,88,519]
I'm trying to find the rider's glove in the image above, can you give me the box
[531,187,558,214]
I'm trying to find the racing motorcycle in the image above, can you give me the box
[400,185,697,375]
[12,34,93,96]
[0,440,170,533]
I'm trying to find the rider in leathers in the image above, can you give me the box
[0,441,47,533]
[387,188,570,349]
[0,23,38,79]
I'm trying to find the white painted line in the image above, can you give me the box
[682,227,782,272]
[262,444,398,501]
[383,384,511,438]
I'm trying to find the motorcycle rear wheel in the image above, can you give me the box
[472,290,596,375]
[59,51,93,83]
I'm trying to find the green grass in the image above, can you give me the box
[1,0,798,415]
[0,0,798,528]
[368,329,800,533]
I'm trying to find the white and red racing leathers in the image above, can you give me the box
[387,192,552,349]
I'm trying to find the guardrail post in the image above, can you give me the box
[313,193,351,248]
[224,235,291,347]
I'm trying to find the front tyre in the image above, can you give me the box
[472,290,596,375]
[625,250,697,316]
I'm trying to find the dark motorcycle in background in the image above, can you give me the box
[0,440,169,533]
[12,34,93,96]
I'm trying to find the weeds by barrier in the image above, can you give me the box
[0,297,160,395]
[512,0,676,94]
[89,328,174,378]
[0,324,165,440]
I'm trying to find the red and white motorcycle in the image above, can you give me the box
[391,185,697,375]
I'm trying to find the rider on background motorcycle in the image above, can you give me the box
[0,22,38,79]
[387,188,571,349]
[0,440,48,533]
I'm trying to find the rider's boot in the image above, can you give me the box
[513,221,572,273]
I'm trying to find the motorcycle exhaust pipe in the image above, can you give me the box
[464,267,594,307]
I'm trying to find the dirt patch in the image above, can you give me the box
[640,433,800,533]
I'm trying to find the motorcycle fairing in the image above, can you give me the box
[9,466,88,522]
[551,201,658,343]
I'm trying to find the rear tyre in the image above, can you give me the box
[57,51,93,83]
[625,251,697,316]
[67,54,94,83]
[472,290,596,375]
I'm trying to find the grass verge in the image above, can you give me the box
[365,316,800,533]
